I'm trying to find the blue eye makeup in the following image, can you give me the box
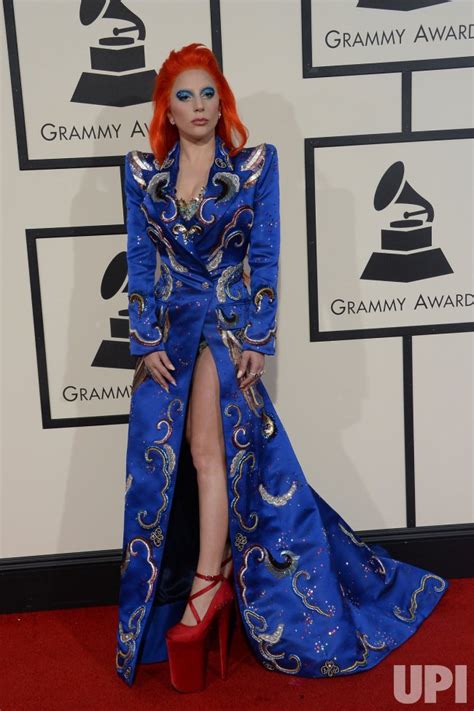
[176,87,216,100]
[176,90,192,100]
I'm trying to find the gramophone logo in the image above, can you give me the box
[71,0,157,107]
[92,251,136,370]
[361,161,453,283]
[357,0,451,9]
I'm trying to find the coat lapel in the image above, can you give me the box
[144,135,240,272]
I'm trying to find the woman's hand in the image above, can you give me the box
[237,350,265,391]
[143,350,176,392]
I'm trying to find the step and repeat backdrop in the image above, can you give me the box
[2,0,473,557]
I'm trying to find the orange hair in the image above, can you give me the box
[148,43,249,164]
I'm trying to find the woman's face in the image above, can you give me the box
[167,68,220,142]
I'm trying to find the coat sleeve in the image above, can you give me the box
[242,143,280,356]
[124,151,166,357]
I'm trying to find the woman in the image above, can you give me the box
[116,43,448,692]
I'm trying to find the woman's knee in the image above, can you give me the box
[189,434,225,477]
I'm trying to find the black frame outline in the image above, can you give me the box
[302,0,474,533]
[306,129,474,344]
[3,0,223,169]
[26,225,132,429]
[305,130,474,529]
[301,0,474,79]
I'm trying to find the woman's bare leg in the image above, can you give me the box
[181,344,230,625]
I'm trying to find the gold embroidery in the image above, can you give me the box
[261,410,276,438]
[116,605,146,676]
[175,184,206,221]
[129,538,157,603]
[150,526,164,547]
[234,532,248,550]
[254,286,275,311]
[206,206,254,272]
[143,207,189,274]
[129,329,163,347]
[136,442,176,532]
[129,293,145,316]
[129,151,154,189]
[292,570,334,616]
[393,574,447,622]
[320,659,339,676]
[172,222,202,245]
[224,403,251,449]
[321,631,387,676]
[241,143,267,189]
[243,322,277,347]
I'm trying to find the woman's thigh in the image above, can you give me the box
[185,345,225,465]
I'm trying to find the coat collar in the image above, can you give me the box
[145,135,241,272]
[155,133,235,199]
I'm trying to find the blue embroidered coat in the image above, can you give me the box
[115,135,448,686]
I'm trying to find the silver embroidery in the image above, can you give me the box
[259,481,298,506]
[212,171,240,202]
[229,450,258,532]
[147,172,171,202]
[216,262,245,302]
[241,143,267,188]
[244,610,302,675]
[129,150,154,189]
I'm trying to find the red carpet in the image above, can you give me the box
[1,578,472,711]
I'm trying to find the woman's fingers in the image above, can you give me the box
[236,351,250,379]
[144,351,176,392]
[156,358,177,387]
[160,351,176,372]
[237,351,265,391]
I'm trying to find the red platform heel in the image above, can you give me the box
[165,571,235,692]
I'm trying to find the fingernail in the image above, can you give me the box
[171,380,177,386]
[169,364,176,370]
[237,370,242,378]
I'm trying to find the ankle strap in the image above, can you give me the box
[195,571,223,582]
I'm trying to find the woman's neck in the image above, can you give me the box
[178,134,215,169]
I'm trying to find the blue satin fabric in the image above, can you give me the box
[116,136,448,686]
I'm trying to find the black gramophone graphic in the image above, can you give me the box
[357,0,450,9]
[71,0,156,107]
[92,251,136,369]
[360,161,453,283]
